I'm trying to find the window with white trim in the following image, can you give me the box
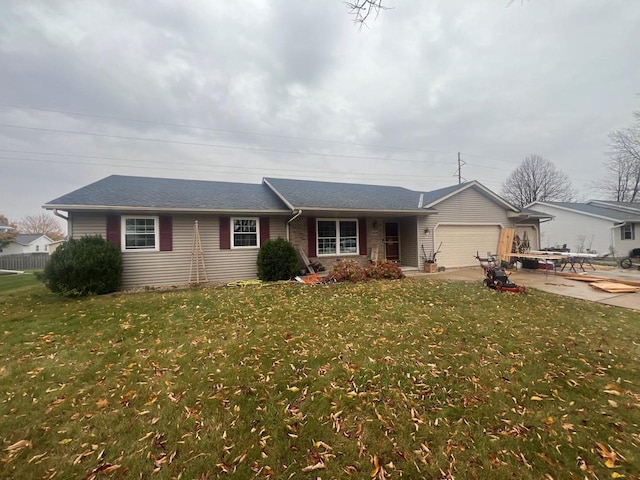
[622,224,635,240]
[122,216,159,251]
[317,219,358,256]
[232,217,259,248]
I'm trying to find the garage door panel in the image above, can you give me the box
[435,225,500,268]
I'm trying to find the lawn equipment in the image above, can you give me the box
[619,248,640,269]
[475,252,525,293]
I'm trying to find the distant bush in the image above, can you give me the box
[257,239,300,281]
[329,260,368,283]
[41,236,122,296]
[366,260,405,280]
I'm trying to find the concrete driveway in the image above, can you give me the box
[414,266,640,311]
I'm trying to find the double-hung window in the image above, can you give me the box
[232,218,259,248]
[317,219,358,256]
[622,224,635,240]
[122,216,159,251]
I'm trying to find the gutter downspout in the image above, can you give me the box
[286,210,303,242]
[611,221,626,257]
[53,209,70,238]
[53,209,68,221]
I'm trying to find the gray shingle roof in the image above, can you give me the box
[15,234,46,245]
[263,177,426,211]
[541,202,640,222]
[45,175,290,212]
[419,183,469,206]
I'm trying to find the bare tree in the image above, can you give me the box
[0,214,17,248]
[18,213,65,241]
[345,0,391,27]
[501,155,577,207]
[596,116,640,202]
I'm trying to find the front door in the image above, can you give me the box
[384,222,400,261]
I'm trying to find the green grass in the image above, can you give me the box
[0,278,638,479]
[0,272,41,293]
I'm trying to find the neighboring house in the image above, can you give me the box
[48,240,66,255]
[527,200,640,256]
[0,222,12,233]
[0,233,55,256]
[43,175,546,288]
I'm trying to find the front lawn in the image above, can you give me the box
[0,279,638,479]
[0,271,41,293]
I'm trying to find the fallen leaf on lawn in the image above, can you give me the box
[595,442,618,468]
[611,473,625,478]
[530,396,544,401]
[59,438,72,445]
[562,423,574,431]
[28,452,47,463]
[301,461,325,472]
[608,400,618,408]
[96,399,109,408]
[287,386,300,393]
[5,440,32,451]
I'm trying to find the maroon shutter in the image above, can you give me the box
[106,215,121,250]
[358,218,367,255]
[220,216,230,249]
[307,217,316,257]
[159,216,172,251]
[259,217,270,245]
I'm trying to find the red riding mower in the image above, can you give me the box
[474,252,526,293]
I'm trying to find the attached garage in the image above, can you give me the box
[435,224,501,267]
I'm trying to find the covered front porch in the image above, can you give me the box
[287,215,422,271]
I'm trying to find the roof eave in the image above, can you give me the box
[43,204,292,215]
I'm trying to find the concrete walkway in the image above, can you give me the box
[408,266,640,311]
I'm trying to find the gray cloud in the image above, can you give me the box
[1,0,639,225]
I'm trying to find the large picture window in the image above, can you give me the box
[122,216,159,251]
[317,219,358,256]
[232,218,259,248]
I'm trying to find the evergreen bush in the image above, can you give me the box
[257,239,300,281]
[41,236,123,296]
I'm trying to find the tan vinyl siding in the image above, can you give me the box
[270,217,287,240]
[424,188,512,230]
[70,212,107,239]
[399,217,419,267]
[69,213,288,288]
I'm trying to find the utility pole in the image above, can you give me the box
[455,152,466,184]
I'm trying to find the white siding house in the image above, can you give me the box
[0,234,55,256]
[527,201,640,256]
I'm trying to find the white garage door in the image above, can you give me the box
[435,225,501,267]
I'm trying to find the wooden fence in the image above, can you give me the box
[0,253,50,271]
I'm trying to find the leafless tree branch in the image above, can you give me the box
[596,111,640,201]
[345,0,391,28]
[18,213,65,241]
[501,154,577,207]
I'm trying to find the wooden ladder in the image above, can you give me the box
[189,221,208,284]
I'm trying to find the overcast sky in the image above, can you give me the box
[1,0,639,226]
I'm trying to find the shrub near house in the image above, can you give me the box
[41,236,123,296]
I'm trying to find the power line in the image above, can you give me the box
[0,123,456,166]
[0,156,457,184]
[0,103,458,156]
